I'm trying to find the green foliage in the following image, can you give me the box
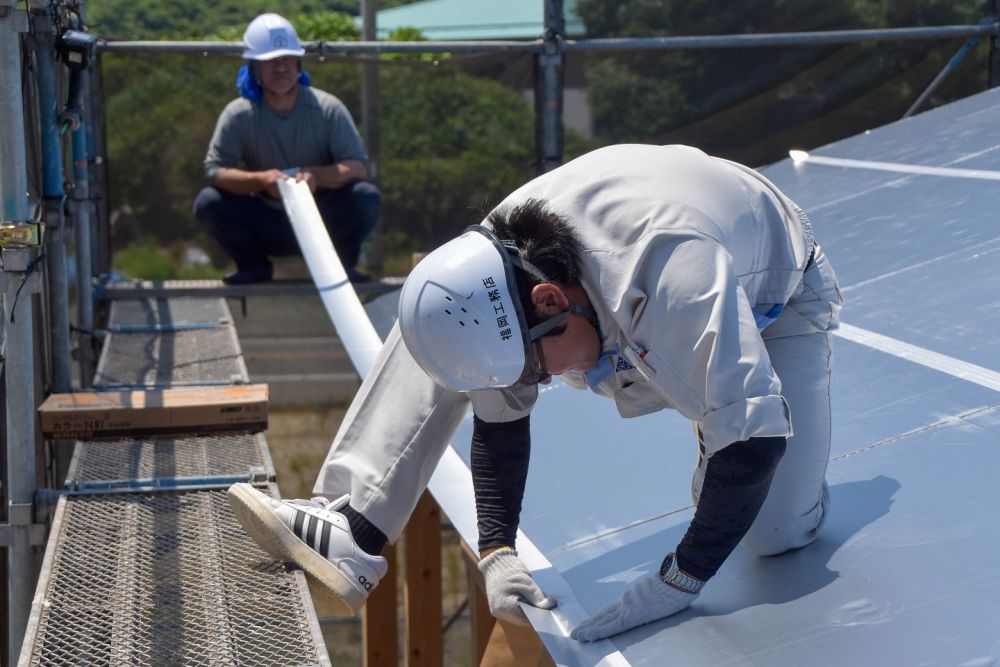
[208,11,360,42]
[286,12,361,41]
[113,242,175,279]
[381,26,451,62]
[113,241,223,279]
[379,65,539,244]
[87,0,357,40]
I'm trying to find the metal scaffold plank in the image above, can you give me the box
[19,295,330,664]
[19,488,330,667]
[64,432,275,491]
[93,326,250,388]
[99,277,404,300]
[108,297,232,331]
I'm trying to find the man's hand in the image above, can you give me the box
[258,168,289,198]
[478,548,556,625]
[298,160,367,190]
[295,169,318,193]
[571,555,700,642]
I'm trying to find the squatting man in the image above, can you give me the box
[229,144,842,641]
[194,13,380,285]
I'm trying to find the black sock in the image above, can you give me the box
[340,504,388,556]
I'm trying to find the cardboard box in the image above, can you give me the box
[38,384,268,440]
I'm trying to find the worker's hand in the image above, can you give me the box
[295,169,317,193]
[571,567,698,642]
[478,548,556,625]
[258,169,288,198]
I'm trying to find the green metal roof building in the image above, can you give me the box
[366,0,586,40]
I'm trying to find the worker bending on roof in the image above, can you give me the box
[194,13,380,285]
[229,144,842,641]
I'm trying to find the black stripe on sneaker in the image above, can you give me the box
[320,521,331,557]
[293,508,305,539]
[306,514,318,547]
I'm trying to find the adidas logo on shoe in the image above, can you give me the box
[227,483,388,614]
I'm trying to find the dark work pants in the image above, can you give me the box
[193,181,381,270]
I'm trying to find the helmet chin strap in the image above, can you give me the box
[499,238,599,340]
[567,300,599,331]
[527,300,598,341]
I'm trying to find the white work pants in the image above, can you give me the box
[314,322,471,542]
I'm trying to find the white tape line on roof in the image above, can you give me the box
[840,242,1000,293]
[788,150,1000,181]
[836,323,1000,392]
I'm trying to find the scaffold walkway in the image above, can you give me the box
[18,291,331,666]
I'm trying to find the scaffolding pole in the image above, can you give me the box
[560,23,1000,52]
[359,0,383,269]
[30,27,72,393]
[1,248,42,667]
[1,2,41,664]
[991,2,1000,87]
[536,0,565,173]
[905,34,985,118]
[0,4,30,225]
[95,23,1000,56]
[89,54,112,276]
[72,74,95,387]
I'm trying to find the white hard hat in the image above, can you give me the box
[243,13,305,61]
[400,226,563,391]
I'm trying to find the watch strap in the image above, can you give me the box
[659,552,705,594]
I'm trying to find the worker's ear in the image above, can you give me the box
[530,283,568,316]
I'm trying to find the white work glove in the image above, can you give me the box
[478,548,557,625]
[571,554,701,642]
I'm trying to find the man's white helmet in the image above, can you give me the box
[399,226,538,391]
[243,13,305,61]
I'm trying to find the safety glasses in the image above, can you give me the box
[522,339,551,385]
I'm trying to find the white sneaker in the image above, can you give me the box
[227,483,388,614]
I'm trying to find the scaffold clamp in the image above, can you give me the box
[249,465,269,485]
[0,503,47,546]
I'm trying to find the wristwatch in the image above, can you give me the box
[659,552,705,595]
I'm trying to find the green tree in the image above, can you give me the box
[379,66,539,244]
[87,0,357,40]
[576,0,989,164]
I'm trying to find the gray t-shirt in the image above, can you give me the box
[203,87,369,181]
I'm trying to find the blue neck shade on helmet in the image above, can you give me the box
[236,63,311,102]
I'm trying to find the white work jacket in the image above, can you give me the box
[470,144,816,454]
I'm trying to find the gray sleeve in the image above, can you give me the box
[326,101,369,167]
[625,234,790,453]
[203,103,244,180]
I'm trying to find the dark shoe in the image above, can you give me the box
[346,267,371,284]
[223,265,273,285]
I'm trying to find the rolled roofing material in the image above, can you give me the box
[277,178,383,378]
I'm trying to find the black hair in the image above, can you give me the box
[486,198,583,331]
